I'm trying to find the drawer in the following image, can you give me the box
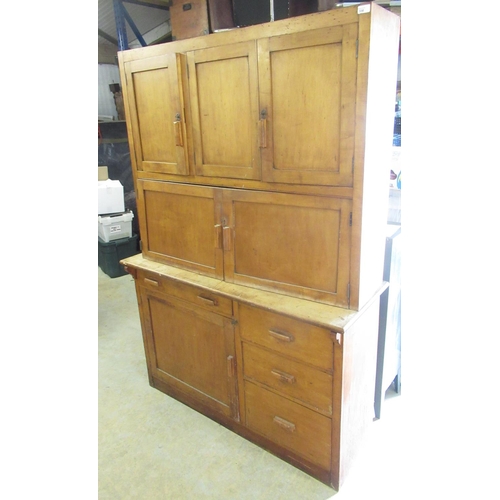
[238,304,333,371]
[137,269,233,317]
[245,381,331,470]
[242,343,332,415]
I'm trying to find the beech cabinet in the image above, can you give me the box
[137,179,352,307]
[119,3,401,491]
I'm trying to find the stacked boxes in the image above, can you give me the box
[98,170,139,277]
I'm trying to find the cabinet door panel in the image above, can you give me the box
[223,190,351,307]
[141,289,238,419]
[124,54,188,175]
[138,180,224,279]
[258,24,357,186]
[187,41,261,180]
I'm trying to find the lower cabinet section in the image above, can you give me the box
[124,255,382,491]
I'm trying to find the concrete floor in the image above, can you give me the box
[98,267,405,500]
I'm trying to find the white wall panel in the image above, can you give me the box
[98,64,121,120]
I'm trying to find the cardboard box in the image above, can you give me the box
[171,0,209,40]
[98,179,124,215]
[98,211,134,242]
[98,166,109,181]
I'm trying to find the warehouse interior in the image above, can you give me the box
[97,1,404,498]
[2,2,499,500]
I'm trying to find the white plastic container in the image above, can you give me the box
[98,179,125,215]
[98,211,134,242]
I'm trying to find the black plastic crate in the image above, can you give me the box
[98,234,139,278]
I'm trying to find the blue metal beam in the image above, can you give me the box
[113,0,128,51]
[121,3,148,47]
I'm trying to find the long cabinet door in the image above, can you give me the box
[123,53,188,175]
[140,288,239,420]
[137,180,224,279]
[258,24,358,186]
[221,189,352,307]
[186,41,261,180]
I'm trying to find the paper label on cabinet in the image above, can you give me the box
[358,4,371,14]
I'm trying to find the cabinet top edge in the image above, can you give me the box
[118,4,383,64]
[121,253,363,332]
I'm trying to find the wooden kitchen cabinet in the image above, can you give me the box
[119,3,400,491]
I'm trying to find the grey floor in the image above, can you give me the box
[98,267,405,500]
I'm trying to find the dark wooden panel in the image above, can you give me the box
[171,0,210,40]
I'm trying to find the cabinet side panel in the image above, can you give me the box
[352,6,400,310]
[337,298,380,489]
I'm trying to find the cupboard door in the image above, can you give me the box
[140,288,239,420]
[258,24,358,186]
[222,190,352,307]
[124,53,188,176]
[187,41,261,180]
[138,180,224,279]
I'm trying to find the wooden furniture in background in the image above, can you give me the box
[119,3,400,491]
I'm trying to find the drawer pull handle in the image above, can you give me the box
[197,295,218,306]
[271,369,296,384]
[273,416,296,433]
[269,329,294,343]
[144,278,159,287]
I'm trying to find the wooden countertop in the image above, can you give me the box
[121,254,387,334]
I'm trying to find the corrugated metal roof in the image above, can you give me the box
[98,0,171,61]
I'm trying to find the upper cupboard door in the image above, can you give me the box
[124,53,188,176]
[187,41,261,180]
[258,24,358,186]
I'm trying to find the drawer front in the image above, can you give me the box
[242,343,332,415]
[245,381,331,470]
[137,269,233,316]
[238,304,333,370]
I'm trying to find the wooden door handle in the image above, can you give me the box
[259,118,267,148]
[273,416,295,432]
[227,355,235,377]
[174,120,183,146]
[223,226,233,251]
[214,224,223,249]
[271,369,296,384]
[269,329,294,343]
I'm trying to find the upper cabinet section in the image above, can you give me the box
[123,53,188,176]
[119,4,398,194]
